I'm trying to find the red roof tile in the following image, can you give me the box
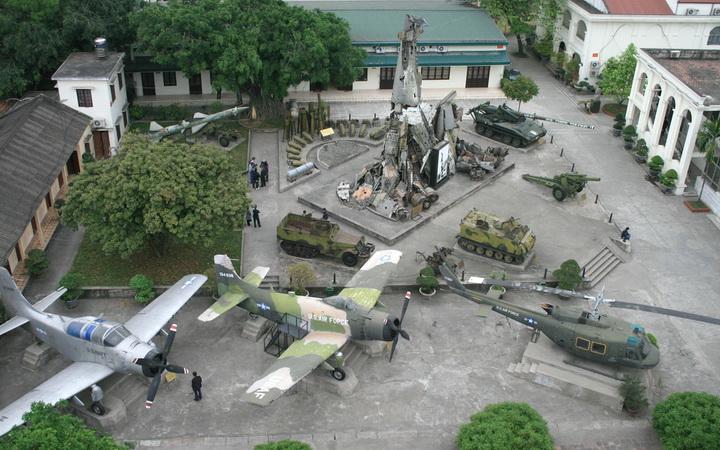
[605,0,673,15]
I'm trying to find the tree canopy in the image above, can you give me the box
[598,44,638,105]
[478,0,562,55]
[501,75,539,110]
[132,0,366,117]
[61,133,251,258]
[0,401,127,449]
[0,0,139,98]
[652,392,720,449]
[457,402,554,449]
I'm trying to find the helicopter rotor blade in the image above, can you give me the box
[610,302,720,326]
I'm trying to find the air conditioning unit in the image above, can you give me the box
[686,8,699,15]
[418,45,429,53]
[437,45,447,53]
[669,50,681,59]
[92,118,106,128]
[374,46,385,54]
[590,61,601,68]
[713,8,720,15]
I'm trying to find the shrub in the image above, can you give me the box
[163,104,190,121]
[416,266,439,294]
[661,169,678,187]
[130,274,156,304]
[634,139,648,157]
[24,249,51,275]
[553,51,567,68]
[287,262,317,296]
[58,272,84,301]
[619,374,648,411]
[553,259,582,291]
[129,104,148,121]
[207,101,226,114]
[652,392,720,449]
[647,332,659,349]
[255,440,312,450]
[457,402,554,450]
[648,155,665,172]
[81,152,95,164]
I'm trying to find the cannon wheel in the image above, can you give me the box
[219,135,231,147]
[341,252,359,267]
[553,186,568,201]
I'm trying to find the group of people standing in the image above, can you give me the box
[248,156,269,190]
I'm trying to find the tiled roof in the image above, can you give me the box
[643,49,720,105]
[602,0,673,15]
[0,95,91,266]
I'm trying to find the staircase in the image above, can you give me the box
[263,313,309,356]
[580,239,627,288]
[260,274,280,289]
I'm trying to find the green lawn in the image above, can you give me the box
[71,229,243,286]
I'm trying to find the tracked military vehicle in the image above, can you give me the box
[468,102,594,148]
[457,208,535,264]
[277,213,375,267]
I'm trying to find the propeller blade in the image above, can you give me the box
[389,335,400,364]
[399,291,411,324]
[400,330,410,341]
[164,364,189,374]
[145,373,162,409]
[389,292,412,363]
[133,358,158,369]
[163,323,178,356]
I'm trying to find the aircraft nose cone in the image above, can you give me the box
[644,346,661,368]
[383,315,401,341]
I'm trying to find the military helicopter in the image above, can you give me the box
[439,264,661,369]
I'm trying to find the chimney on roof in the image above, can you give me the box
[94,37,108,59]
[669,50,681,59]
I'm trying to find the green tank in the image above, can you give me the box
[277,213,375,267]
[457,208,535,264]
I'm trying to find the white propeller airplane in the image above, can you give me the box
[0,268,206,436]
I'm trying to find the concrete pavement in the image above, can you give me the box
[4,40,720,450]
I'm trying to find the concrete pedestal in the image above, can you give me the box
[305,367,359,397]
[241,316,273,342]
[22,342,58,371]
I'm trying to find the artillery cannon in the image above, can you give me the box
[468,102,594,148]
[522,172,601,201]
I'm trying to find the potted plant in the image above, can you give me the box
[619,374,649,413]
[660,169,678,194]
[130,274,156,304]
[488,270,508,298]
[612,113,626,137]
[621,125,637,149]
[553,51,567,69]
[417,266,439,296]
[564,59,580,84]
[552,259,582,295]
[648,155,664,178]
[633,138,648,163]
[24,249,50,276]
[531,36,554,61]
[287,262,317,296]
[58,272,84,309]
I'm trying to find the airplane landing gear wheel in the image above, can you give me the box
[91,401,106,416]
[332,368,346,381]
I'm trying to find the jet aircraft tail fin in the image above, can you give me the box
[439,263,467,294]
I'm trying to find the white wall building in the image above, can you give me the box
[52,49,129,157]
[626,48,720,211]
[542,0,720,82]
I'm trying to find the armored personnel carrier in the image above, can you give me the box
[468,102,594,148]
[277,213,375,267]
[457,209,535,264]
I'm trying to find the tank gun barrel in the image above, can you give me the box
[520,113,595,129]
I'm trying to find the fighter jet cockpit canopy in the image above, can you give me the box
[65,318,132,347]
[322,296,358,311]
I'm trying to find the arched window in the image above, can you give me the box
[659,97,675,146]
[562,10,571,29]
[708,27,720,46]
[638,73,647,95]
[576,21,587,41]
[648,85,662,129]
[675,110,692,161]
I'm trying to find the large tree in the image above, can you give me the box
[61,133,251,258]
[478,0,562,55]
[501,75,539,110]
[652,392,720,449]
[0,401,127,449]
[598,44,638,105]
[0,0,139,98]
[132,0,366,117]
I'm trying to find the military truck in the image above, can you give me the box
[277,213,375,267]
[457,209,535,264]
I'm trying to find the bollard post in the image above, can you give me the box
[571,163,575,172]
[461,270,465,282]
[595,194,599,204]
[608,213,613,223]
[333,273,337,285]
[560,148,564,157]
[582,267,586,278]
[543,268,547,279]
[551,135,554,144]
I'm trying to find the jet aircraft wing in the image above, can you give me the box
[0,361,114,436]
[243,331,349,406]
[124,274,206,342]
[198,266,269,322]
[338,249,402,308]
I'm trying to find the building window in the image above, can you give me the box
[709,27,720,46]
[356,68,368,82]
[421,66,450,80]
[562,10,571,29]
[576,21,587,41]
[76,89,93,107]
[110,84,116,103]
[117,72,124,91]
[163,72,177,86]
[122,110,128,129]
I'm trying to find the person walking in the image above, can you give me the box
[260,159,268,187]
[245,209,252,226]
[191,371,202,401]
[252,205,261,228]
[322,208,329,220]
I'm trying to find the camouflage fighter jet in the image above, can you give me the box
[198,250,409,406]
[0,269,206,436]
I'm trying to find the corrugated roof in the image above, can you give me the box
[365,51,510,67]
[603,0,673,15]
[0,95,91,266]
